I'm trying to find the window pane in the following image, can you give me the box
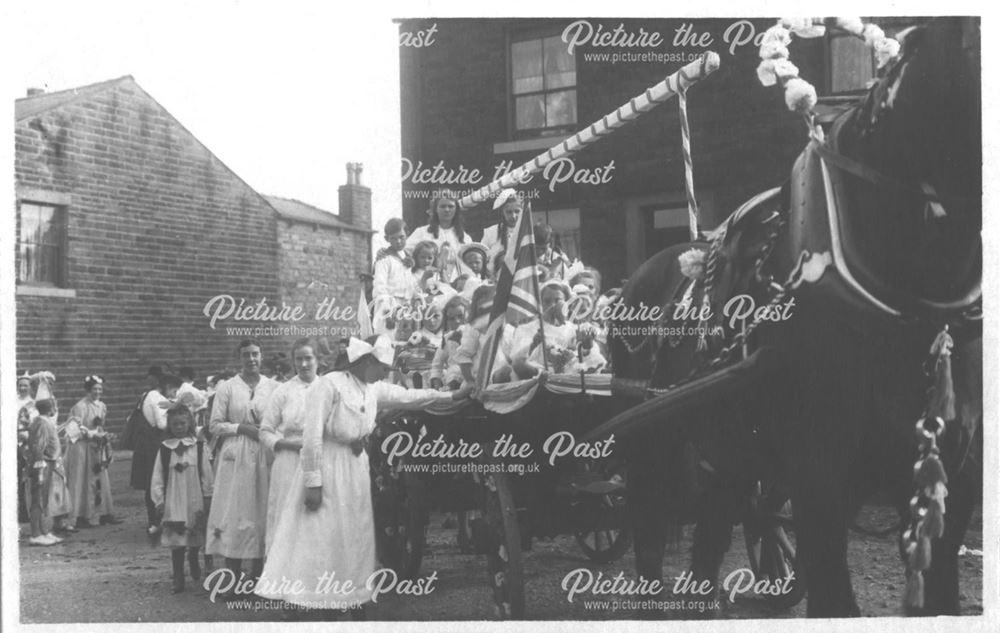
[545,89,577,127]
[20,204,43,245]
[547,71,576,89]
[831,35,874,93]
[543,36,576,83]
[18,242,36,283]
[38,245,59,284]
[541,208,581,261]
[512,39,543,95]
[17,202,62,285]
[514,75,543,93]
[515,95,545,130]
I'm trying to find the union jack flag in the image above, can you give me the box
[475,199,543,389]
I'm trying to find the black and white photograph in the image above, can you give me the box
[1,2,993,629]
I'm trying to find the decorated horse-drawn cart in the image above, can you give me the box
[367,48,816,618]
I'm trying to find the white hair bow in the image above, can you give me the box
[346,335,395,366]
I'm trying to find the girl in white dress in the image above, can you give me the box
[205,339,278,596]
[259,338,317,554]
[256,335,472,618]
[150,406,214,593]
[405,191,468,283]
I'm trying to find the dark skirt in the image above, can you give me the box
[130,422,165,490]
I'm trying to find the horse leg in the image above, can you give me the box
[690,471,737,599]
[918,466,975,615]
[624,431,671,587]
[793,475,859,617]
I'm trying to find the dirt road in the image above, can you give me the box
[18,452,983,622]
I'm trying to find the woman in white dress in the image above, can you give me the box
[256,335,472,619]
[205,338,278,596]
[405,190,469,283]
[259,338,317,554]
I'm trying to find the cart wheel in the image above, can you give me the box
[743,498,805,609]
[481,471,525,619]
[572,454,630,563]
[376,472,428,580]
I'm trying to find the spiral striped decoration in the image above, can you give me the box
[678,87,699,240]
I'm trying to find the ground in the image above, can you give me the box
[18,452,983,622]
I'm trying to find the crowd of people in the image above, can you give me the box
[17,337,472,620]
[16,187,618,620]
[373,188,620,389]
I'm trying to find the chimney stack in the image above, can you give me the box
[339,162,371,231]
[26,87,45,97]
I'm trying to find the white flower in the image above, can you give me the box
[836,18,865,36]
[772,58,800,81]
[780,18,826,38]
[762,25,792,47]
[863,23,886,46]
[784,78,817,113]
[874,37,900,68]
[760,41,790,60]
[678,248,707,280]
[756,59,777,86]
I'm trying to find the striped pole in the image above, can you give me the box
[457,52,721,210]
[678,87,700,240]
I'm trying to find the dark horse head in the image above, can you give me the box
[840,17,981,308]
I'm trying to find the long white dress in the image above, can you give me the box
[205,374,278,559]
[256,372,452,607]
[259,375,316,554]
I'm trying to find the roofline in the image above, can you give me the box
[17,75,374,236]
[15,75,135,120]
[266,195,376,234]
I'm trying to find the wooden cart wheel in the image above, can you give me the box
[573,458,631,563]
[480,471,525,619]
[375,471,428,580]
[743,496,805,609]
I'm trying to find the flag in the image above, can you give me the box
[475,200,543,390]
[357,289,374,338]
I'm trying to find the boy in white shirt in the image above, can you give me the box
[372,218,418,335]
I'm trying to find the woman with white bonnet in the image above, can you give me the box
[256,335,471,620]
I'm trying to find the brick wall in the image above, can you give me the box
[276,220,371,360]
[15,78,282,434]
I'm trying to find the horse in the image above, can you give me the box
[602,17,981,617]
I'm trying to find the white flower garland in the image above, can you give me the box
[757,17,902,114]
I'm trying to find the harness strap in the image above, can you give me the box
[810,139,972,208]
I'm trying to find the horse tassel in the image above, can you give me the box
[928,325,956,421]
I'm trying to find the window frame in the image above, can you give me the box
[15,190,70,289]
[507,26,579,140]
[536,206,582,261]
[823,30,876,97]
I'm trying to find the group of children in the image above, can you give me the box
[372,188,620,393]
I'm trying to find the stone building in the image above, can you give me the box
[14,76,371,432]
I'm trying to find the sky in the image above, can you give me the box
[6,0,403,245]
